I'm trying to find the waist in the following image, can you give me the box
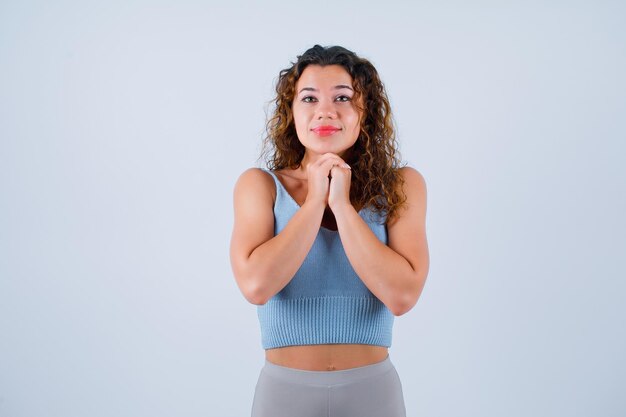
[265,343,389,371]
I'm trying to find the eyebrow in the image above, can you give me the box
[298,85,354,95]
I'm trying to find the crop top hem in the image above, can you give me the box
[257,295,394,349]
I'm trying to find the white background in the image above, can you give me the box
[1,1,624,416]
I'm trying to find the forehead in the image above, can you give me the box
[296,64,353,89]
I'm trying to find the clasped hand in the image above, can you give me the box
[304,153,353,213]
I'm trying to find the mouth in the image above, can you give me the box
[312,126,341,136]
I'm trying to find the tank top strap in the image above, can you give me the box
[259,168,302,211]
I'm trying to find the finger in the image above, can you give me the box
[328,165,351,181]
[329,161,351,170]
[319,153,346,165]
[321,157,349,170]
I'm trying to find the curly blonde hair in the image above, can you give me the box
[259,44,408,223]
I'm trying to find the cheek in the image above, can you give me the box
[293,114,308,138]
[294,115,306,131]
[349,112,361,131]
[293,107,305,123]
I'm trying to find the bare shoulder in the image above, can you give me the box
[233,167,276,208]
[399,166,427,194]
[234,167,274,187]
[399,166,427,211]
[387,166,427,228]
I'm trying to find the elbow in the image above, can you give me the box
[245,288,268,306]
[391,278,425,316]
[233,260,270,305]
[240,281,268,305]
[390,299,413,317]
[391,294,418,316]
[241,276,270,306]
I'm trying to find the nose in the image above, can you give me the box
[316,100,337,119]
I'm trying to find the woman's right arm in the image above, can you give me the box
[229,168,325,305]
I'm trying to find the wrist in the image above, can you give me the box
[302,198,327,213]
[330,201,355,217]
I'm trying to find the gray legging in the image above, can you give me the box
[251,354,406,417]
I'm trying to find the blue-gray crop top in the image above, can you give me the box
[257,168,394,349]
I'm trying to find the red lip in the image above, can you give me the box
[312,126,341,134]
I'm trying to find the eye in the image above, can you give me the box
[301,95,352,103]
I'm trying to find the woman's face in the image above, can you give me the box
[292,64,363,159]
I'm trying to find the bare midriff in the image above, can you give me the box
[265,344,389,371]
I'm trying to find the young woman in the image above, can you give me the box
[230,44,429,417]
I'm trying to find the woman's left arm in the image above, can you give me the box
[332,167,430,316]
